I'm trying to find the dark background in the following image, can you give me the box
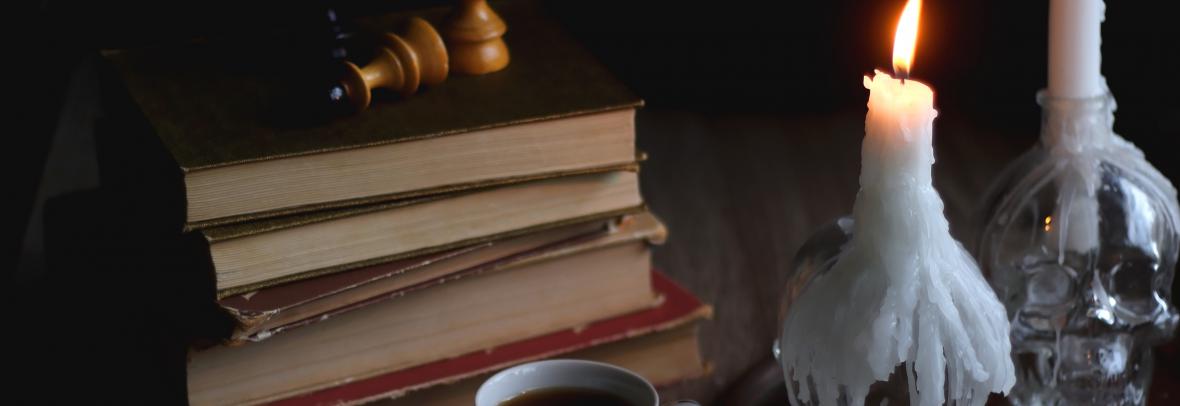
[10,0,1180,279]
[9,0,1178,274]
[7,0,1179,403]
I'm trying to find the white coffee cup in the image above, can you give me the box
[475,359,659,406]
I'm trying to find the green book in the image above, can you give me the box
[98,1,641,230]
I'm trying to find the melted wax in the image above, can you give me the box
[779,71,1015,406]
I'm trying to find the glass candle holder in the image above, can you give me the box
[976,91,1180,405]
[774,217,911,406]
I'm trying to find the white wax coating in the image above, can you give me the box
[780,71,1015,406]
[1040,93,1180,255]
[1048,0,1105,98]
[1049,172,1102,254]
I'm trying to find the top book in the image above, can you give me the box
[99,1,641,230]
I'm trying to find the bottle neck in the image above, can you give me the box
[1038,90,1117,154]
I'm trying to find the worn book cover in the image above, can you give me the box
[218,212,667,344]
[186,237,659,405]
[204,170,644,297]
[268,270,712,406]
[98,0,642,229]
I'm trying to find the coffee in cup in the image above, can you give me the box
[475,360,657,406]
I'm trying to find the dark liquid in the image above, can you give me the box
[500,387,637,406]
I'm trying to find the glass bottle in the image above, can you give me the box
[976,91,1180,405]
[773,217,911,406]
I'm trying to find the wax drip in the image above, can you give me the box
[779,71,1015,406]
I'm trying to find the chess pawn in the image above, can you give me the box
[340,17,448,111]
[443,0,509,75]
[388,17,449,86]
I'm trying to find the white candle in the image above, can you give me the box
[1049,0,1105,98]
[781,70,1016,404]
[861,71,935,192]
[863,0,936,196]
[778,2,1015,405]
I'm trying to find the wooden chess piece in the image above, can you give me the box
[388,17,449,86]
[443,0,509,75]
[340,17,448,111]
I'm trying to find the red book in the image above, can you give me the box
[271,271,711,406]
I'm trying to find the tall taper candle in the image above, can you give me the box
[1048,0,1105,98]
[777,2,1015,404]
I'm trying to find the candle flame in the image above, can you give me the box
[892,0,922,78]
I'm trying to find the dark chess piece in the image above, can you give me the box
[443,0,509,75]
[310,6,358,118]
[270,5,362,125]
[339,17,449,111]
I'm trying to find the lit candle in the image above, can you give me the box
[778,1,1014,405]
[1048,0,1105,98]
[862,0,935,194]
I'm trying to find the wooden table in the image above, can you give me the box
[633,109,1179,404]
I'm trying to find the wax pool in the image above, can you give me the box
[778,71,1015,406]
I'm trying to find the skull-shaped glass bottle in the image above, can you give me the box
[977,90,1180,405]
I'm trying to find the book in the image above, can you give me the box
[377,325,707,406]
[271,271,711,406]
[187,239,659,406]
[98,0,641,230]
[191,170,642,297]
[220,212,667,344]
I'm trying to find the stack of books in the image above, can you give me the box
[98,2,710,405]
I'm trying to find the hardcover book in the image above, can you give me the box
[195,170,644,297]
[98,0,642,230]
[376,324,708,406]
[219,212,667,344]
[187,240,660,406]
[265,271,711,406]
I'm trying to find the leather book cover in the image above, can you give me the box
[103,0,640,171]
[268,270,711,406]
[98,0,643,230]
[218,212,667,344]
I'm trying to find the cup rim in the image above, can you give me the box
[475,359,657,405]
